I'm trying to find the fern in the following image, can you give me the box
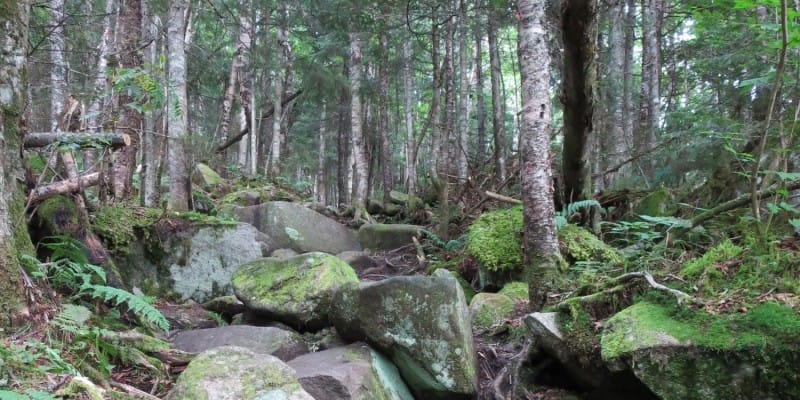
[53,304,93,334]
[556,200,603,229]
[79,284,169,332]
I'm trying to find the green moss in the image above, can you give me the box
[558,224,622,265]
[90,206,162,254]
[469,293,516,330]
[498,281,529,301]
[634,187,674,216]
[466,206,523,271]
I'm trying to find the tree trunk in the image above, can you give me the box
[443,11,456,184]
[236,4,254,177]
[402,27,418,195]
[50,0,68,133]
[337,63,351,206]
[0,0,35,329]
[379,24,392,203]
[349,32,368,212]
[27,173,102,203]
[218,39,239,168]
[456,0,471,186]
[623,0,636,169]
[474,2,487,170]
[429,12,443,180]
[316,103,327,204]
[518,0,562,311]
[112,0,143,201]
[166,0,190,211]
[600,0,628,187]
[637,0,663,175]
[141,10,161,207]
[269,1,289,178]
[24,132,130,149]
[559,0,597,208]
[488,16,507,182]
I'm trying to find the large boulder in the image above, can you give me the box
[331,274,478,400]
[357,224,423,251]
[600,301,800,400]
[172,325,308,361]
[117,222,263,303]
[224,201,360,254]
[469,293,516,331]
[166,346,314,400]
[191,163,225,189]
[288,342,414,400]
[232,252,359,331]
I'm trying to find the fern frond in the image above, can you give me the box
[563,199,602,216]
[53,304,92,334]
[82,284,170,332]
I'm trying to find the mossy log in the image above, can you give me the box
[24,131,130,149]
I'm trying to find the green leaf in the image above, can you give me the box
[639,215,692,228]
[0,390,31,400]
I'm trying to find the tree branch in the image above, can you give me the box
[214,89,303,153]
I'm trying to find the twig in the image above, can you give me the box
[485,191,522,205]
[110,381,161,400]
[615,271,691,303]
[412,236,426,268]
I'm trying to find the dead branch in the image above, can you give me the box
[24,132,130,149]
[214,89,303,153]
[690,180,800,228]
[485,191,522,205]
[26,172,101,203]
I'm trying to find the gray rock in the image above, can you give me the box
[202,295,246,316]
[331,274,478,400]
[288,343,414,400]
[172,325,308,361]
[270,248,299,260]
[357,224,423,251]
[232,252,359,331]
[335,251,378,273]
[166,346,314,400]
[225,201,361,255]
[191,163,225,188]
[120,223,263,303]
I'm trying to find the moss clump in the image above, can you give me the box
[634,187,674,216]
[466,206,523,271]
[90,206,162,254]
[469,293,516,330]
[498,281,528,301]
[558,224,622,266]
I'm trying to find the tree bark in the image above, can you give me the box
[112,0,143,201]
[337,63,352,206]
[456,0,471,186]
[600,0,629,188]
[316,103,327,204]
[50,0,68,133]
[474,1,487,170]
[402,27,418,195]
[379,23,392,203]
[24,132,130,149]
[488,15,507,183]
[559,0,597,208]
[27,173,102,203]
[637,0,663,175]
[349,32,369,211]
[269,0,289,178]
[236,3,255,177]
[167,0,191,211]
[0,0,35,329]
[518,0,562,311]
[141,8,161,207]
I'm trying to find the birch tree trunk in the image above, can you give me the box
[0,0,35,329]
[166,0,190,211]
[518,0,562,311]
[218,38,239,168]
[112,0,143,201]
[488,16,507,182]
[402,27,417,195]
[428,14,443,180]
[236,6,254,177]
[337,63,352,206]
[269,0,289,178]
[349,32,368,212]
[456,0,471,186]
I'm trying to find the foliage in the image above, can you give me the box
[555,199,603,228]
[466,206,523,271]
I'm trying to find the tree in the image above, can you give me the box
[269,0,289,178]
[488,11,507,182]
[637,0,664,175]
[349,32,369,214]
[518,0,562,310]
[167,0,191,211]
[0,0,35,329]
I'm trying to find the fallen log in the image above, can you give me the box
[27,172,101,203]
[24,132,130,149]
[214,89,303,153]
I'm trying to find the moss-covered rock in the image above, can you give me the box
[498,281,529,301]
[466,206,523,272]
[634,187,674,216]
[166,346,313,400]
[558,224,622,266]
[331,274,478,400]
[191,163,224,189]
[601,301,800,400]
[232,252,359,331]
[469,293,516,330]
[432,268,476,304]
[357,223,423,251]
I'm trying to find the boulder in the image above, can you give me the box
[232,252,359,331]
[357,224,423,251]
[191,163,225,188]
[225,202,361,254]
[331,274,477,400]
[600,301,800,400]
[270,248,299,260]
[172,325,308,361]
[288,343,414,400]
[157,300,220,330]
[336,251,379,274]
[119,223,263,303]
[166,346,313,400]
[202,295,246,316]
[469,293,516,331]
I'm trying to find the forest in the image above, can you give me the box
[1,0,799,399]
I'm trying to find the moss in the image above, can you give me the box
[634,187,674,216]
[466,206,523,271]
[90,206,162,254]
[498,281,529,301]
[469,293,516,330]
[558,224,622,266]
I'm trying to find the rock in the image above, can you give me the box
[288,343,414,400]
[191,163,225,188]
[357,224,423,251]
[225,202,361,254]
[331,274,477,399]
[600,301,800,400]
[157,300,220,330]
[172,325,308,361]
[433,269,477,303]
[336,251,378,274]
[232,252,359,331]
[202,295,246,316]
[166,346,313,400]
[469,293,516,330]
[119,223,263,303]
[270,248,299,260]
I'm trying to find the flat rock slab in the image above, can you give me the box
[172,325,308,361]
[288,342,414,400]
[357,224,423,251]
